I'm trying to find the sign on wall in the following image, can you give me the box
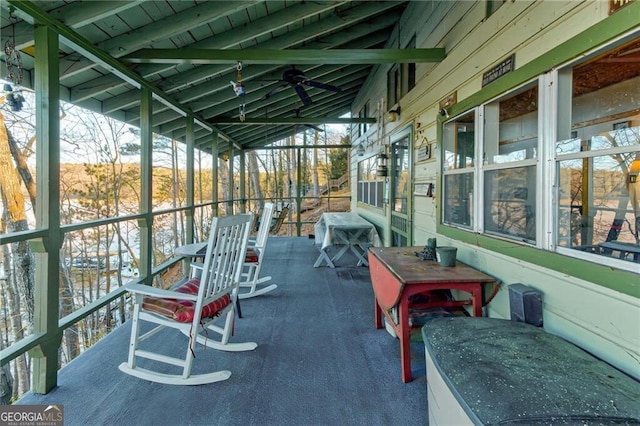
[482,54,515,87]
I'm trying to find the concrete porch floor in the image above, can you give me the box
[17,237,428,426]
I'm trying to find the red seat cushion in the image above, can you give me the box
[142,278,231,323]
[245,248,259,263]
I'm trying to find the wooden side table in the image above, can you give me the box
[368,246,497,383]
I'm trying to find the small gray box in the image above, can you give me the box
[509,283,543,327]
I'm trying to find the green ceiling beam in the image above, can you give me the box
[122,48,446,65]
[209,117,375,125]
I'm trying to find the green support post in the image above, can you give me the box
[31,24,62,394]
[227,145,234,214]
[239,149,246,213]
[139,87,153,285]
[211,132,219,217]
[186,116,194,243]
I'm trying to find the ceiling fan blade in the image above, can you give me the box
[294,85,313,106]
[291,108,323,131]
[262,83,289,100]
[301,79,342,92]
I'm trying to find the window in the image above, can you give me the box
[358,156,384,208]
[443,112,476,228]
[359,103,369,138]
[555,38,640,262]
[387,36,416,109]
[402,36,417,95]
[483,83,538,243]
[387,64,401,108]
[441,34,640,270]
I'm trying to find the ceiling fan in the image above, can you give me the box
[262,66,342,106]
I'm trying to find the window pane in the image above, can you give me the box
[357,157,383,208]
[387,64,400,107]
[484,85,538,164]
[444,112,475,170]
[484,166,536,242]
[556,37,640,264]
[558,152,639,262]
[392,138,409,214]
[557,38,640,154]
[368,182,376,205]
[443,173,474,227]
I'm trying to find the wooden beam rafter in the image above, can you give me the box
[122,48,446,65]
[209,117,375,125]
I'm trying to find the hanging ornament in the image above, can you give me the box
[3,7,24,111]
[229,62,246,121]
[4,7,23,86]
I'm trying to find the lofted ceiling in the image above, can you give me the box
[0,0,441,156]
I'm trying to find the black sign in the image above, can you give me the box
[482,54,515,87]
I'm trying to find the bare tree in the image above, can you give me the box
[0,113,32,398]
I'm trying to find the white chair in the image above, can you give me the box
[119,214,256,385]
[238,202,278,299]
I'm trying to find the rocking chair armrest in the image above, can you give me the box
[189,262,205,279]
[190,262,204,270]
[125,283,198,301]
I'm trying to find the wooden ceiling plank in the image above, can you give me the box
[3,1,145,49]
[70,1,351,103]
[59,1,260,80]
[83,2,402,111]
[229,100,354,151]
[217,88,361,142]
[152,6,401,94]
[156,67,369,136]
[102,11,398,118]
[97,1,260,56]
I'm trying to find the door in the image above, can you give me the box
[390,133,412,246]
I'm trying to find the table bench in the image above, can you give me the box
[422,317,640,425]
[598,241,640,262]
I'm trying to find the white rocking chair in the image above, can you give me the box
[238,202,278,299]
[119,214,256,385]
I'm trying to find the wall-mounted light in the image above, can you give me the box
[221,152,230,161]
[356,143,365,156]
[439,108,449,119]
[388,107,401,122]
[376,152,388,176]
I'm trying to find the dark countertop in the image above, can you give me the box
[422,317,640,425]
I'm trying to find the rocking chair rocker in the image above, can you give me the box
[239,202,278,299]
[119,214,256,385]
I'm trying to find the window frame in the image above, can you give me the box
[357,156,384,209]
[436,20,640,295]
